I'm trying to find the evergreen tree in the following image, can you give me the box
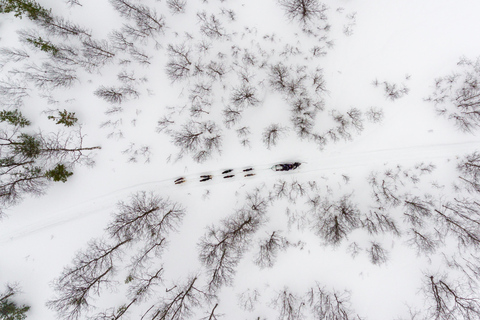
[26,37,59,56]
[0,300,30,320]
[0,285,30,320]
[0,109,100,213]
[0,0,51,22]
[0,110,30,127]
[45,164,73,182]
[47,110,78,127]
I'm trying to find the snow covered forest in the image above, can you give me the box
[2,0,480,319]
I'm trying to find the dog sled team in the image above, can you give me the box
[174,162,301,184]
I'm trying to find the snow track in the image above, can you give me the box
[1,139,480,244]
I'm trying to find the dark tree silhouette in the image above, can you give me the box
[254,231,288,268]
[109,30,134,50]
[427,57,480,132]
[328,108,364,142]
[42,15,91,38]
[262,124,286,149]
[379,81,409,101]
[457,151,480,193]
[278,0,328,26]
[346,108,364,132]
[49,191,186,320]
[199,303,222,320]
[423,273,480,320]
[290,97,319,139]
[236,126,251,147]
[405,228,440,256]
[347,241,361,258]
[0,78,29,105]
[312,133,327,149]
[230,83,260,108]
[362,208,400,236]
[187,83,212,118]
[272,288,305,320]
[367,241,388,265]
[156,115,174,133]
[310,194,361,246]
[223,106,242,128]
[47,237,132,320]
[368,168,402,207]
[94,85,139,104]
[444,253,480,287]
[238,289,260,312]
[205,60,226,80]
[310,67,326,94]
[88,301,136,320]
[272,179,289,200]
[197,11,225,38]
[198,190,268,292]
[199,210,262,292]
[65,0,82,7]
[125,265,164,304]
[0,47,30,68]
[434,198,480,250]
[144,276,210,320]
[128,46,151,65]
[50,44,84,68]
[81,38,116,69]
[21,62,77,89]
[109,0,165,39]
[172,120,222,163]
[166,43,193,81]
[106,191,185,244]
[365,106,384,123]
[167,0,186,14]
[402,195,433,228]
[269,62,291,93]
[306,283,357,320]
[287,180,307,203]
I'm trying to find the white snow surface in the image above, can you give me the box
[1,0,480,319]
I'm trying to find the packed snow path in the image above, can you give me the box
[1,139,480,244]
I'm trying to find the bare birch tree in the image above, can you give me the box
[110,0,165,40]
[254,231,288,268]
[272,288,305,320]
[457,151,480,193]
[306,283,357,320]
[427,57,480,132]
[263,124,286,149]
[310,194,361,246]
[47,237,132,320]
[172,120,222,163]
[278,0,328,26]
[423,273,480,320]
[198,190,268,293]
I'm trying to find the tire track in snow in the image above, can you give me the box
[1,139,480,244]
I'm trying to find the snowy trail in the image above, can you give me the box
[1,139,479,244]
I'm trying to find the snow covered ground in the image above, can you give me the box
[2,0,480,319]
